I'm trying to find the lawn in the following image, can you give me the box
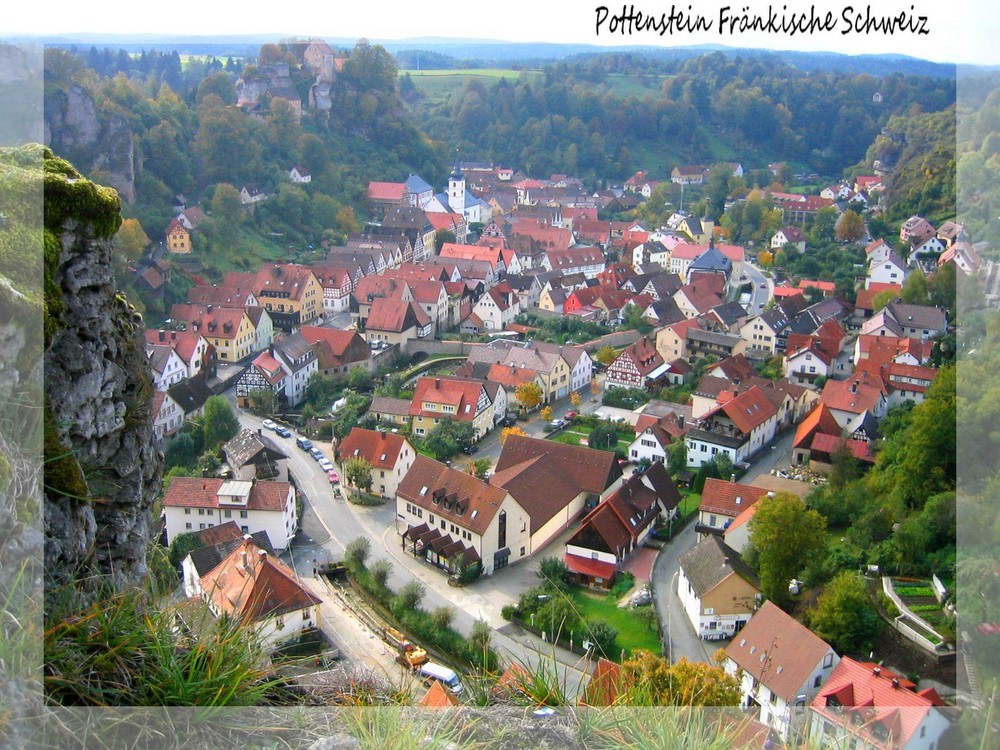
[569,587,661,658]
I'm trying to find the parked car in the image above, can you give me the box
[296,437,313,451]
[262,419,277,430]
[327,470,339,484]
[461,443,478,455]
[548,419,566,431]
[274,426,291,438]
[318,458,334,472]
[564,410,578,420]
[501,414,518,427]
[310,447,325,461]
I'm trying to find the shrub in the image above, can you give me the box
[610,571,636,598]
[501,604,517,621]
[585,620,619,659]
[397,579,426,611]
[430,606,456,631]
[343,536,372,570]
[370,558,392,590]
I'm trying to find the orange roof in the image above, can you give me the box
[145,328,204,364]
[821,374,886,414]
[200,538,321,624]
[419,679,459,708]
[707,385,778,433]
[439,242,503,269]
[410,376,484,421]
[253,263,316,302]
[339,427,409,470]
[699,478,770,518]
[580,658,622,706]
[169,304,248,341]
[798,279,836,293]
[772,286,804,298]
[793,403,842,450]
[367,181,405,202]
[426,212,463,232]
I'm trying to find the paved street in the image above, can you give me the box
[743,260,773,313]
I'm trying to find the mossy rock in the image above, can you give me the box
[43,397,89,503]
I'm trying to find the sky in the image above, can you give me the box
[4,0,998,66]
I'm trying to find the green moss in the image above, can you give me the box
[43,397,89,502]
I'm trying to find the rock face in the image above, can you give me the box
[44,151,160,591]
[44,82,136,203]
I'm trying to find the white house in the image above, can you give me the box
[725,601,840,744]
[152,390,184,444]
[146,344,188,392]
[198,536,322,650]
[685,386,779,468]
[677,535,761,640]
[809,657,950,750]
[289,166,311,183]
[338,427,416,499]
[867,250,908,288]
[162,476,297,552]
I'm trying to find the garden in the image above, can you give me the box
[888,577,954,644]
[501,559,661,661]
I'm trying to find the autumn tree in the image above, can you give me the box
[748,492,827,604]
[835,209,865,242]
[540,405,553,421]
[809,571,883,653]
[619,650,741,706]
[595,346,618,366]
[570,391,582,408]
[515,382,543,411]
[500,426,526,446]
[344,456,373,493]
[114,218,150,262]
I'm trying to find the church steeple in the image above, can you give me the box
[448,150,466,214]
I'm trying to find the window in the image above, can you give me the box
[240,510,248,518]
[823,653,834,668]
[197,508,205,516]
[224,510,232,518]
[303,610,311,620]
[814,675,822,688]
[519,546,525,556]
[185,522,192,529]
[184,508,191,515]
[498,510,507,549]
[241,525,248,533]
[199,523,205,530]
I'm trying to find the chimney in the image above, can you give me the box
[258,549,267,559]
[873,666,881,677]
[241,549,249,570]
[892,677,900,689]
[730,473,736,483]
[243,534,253,541]
[207,304,213,313]
[851,381,858,394]
[435,378,441,388]
[159,330,165,342]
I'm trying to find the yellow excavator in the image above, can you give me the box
[383,626,428,669]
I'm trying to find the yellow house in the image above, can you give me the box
[171,304,257,363]
[253,264,323,332]
[166,218,191,254]
[677,535,761,640]
[409,376,494,441]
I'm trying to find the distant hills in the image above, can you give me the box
[27,34,977,78]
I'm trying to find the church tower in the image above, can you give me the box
[447,157,466,215]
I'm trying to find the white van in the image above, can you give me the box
[418,662,463,695]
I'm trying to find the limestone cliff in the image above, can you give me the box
[43,147,160,591]
[43,82,136,203]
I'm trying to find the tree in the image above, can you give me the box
[871,289,897,312]
[588,422,618,452]
[537,557,570,590]
[514,382,543,411]
[595,346,618,366]
[667,438,688,475]
[370,558,392,589]
[397,579,426,610]
[344,536,372,569]
[619,651,741,706]
[748,492,828,604]
[433,228,456,252]
[430,606,456,631]
[900,268,930,305]
[114,218,150,262]
[540,405,553,422]
[202,395,240,451]
[835,209,865,242]
[500,426,526,446]
[570,392,582,408]
[348,367,373,391]
[469,618,493,652]
[586,620,619,658]
[809,571,883,653]
[422,420,475,460]
[466,457,491,480]
[810,206,839,244]
[343,456,373,493]
[208,182,243,244]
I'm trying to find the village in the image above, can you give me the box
[127,123,974,747]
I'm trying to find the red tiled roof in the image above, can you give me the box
[798,279,836,293]
[253,263,316,302]
[725,601,835,702]
[564,553,617,579]
[339,427,409,470]
[419,680,459,707]
[699,478,770,518]
[410,376,484,421]
[200,538,320,624]
[708,385,778,433]
[821,374,886,414]
[367,298,420,333]
[398,455,509,536]
[812,657,939,749]
[580,658,622,706]
[810,433,876,463]
[163,476,291,512]
[300,326,367,360]
[145,329,204,364]
[251,350,286,385]
[793,403,842,450]
[425,212,463,232]
[169,304,248,341]
[367,181,405,202]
